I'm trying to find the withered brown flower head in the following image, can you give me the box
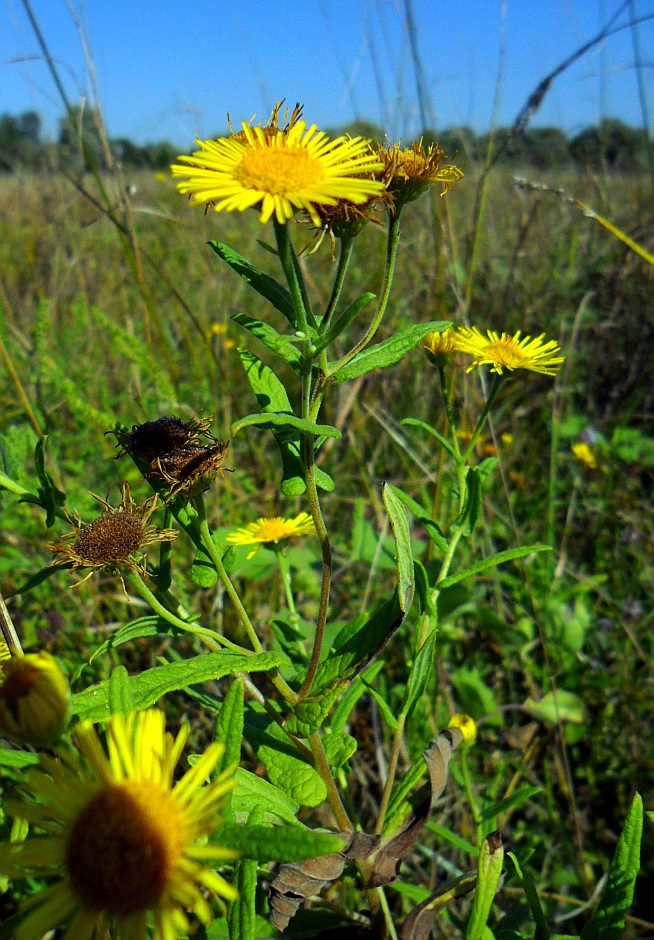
[113,415,215,462]
[48,483,177,581]
[146,443,231,502]
[228,100,305,144]
[377,139,464,209]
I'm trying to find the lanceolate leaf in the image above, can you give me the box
[231,412,341,440]
[237,347,293,415]
[508,853,550,940]
[464,831,504,940]
[72,651,289,721]
[214,678,244,775]
[231,312,303,372]
[332,320,451,384]
[227,809,260,940]
[209,241,295,326]
[216,823,345,863]
[403,628,437,718]
[437,544,552,589]
[388,483,449,553]
[232,769,300,825]
[382,481,414,613]
[580,793,643,940]
[401,417,458,461]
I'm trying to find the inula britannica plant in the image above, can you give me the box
[0,102,643,940]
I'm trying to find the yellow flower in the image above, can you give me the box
[448,713,477,744]
[572,441,597,469]
[171,105,385,226]
[0,652,69,745]
[0,637,10,663]
[377,139,463,209]
[226,512,315,559]
[455,327,564,376]
[0,709,238,940]
[423,327,458,366]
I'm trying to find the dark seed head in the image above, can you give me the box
[115,415,214,461]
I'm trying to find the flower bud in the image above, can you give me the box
[423,327,458,367]
[0,652,70,745]
[448,712,477,745]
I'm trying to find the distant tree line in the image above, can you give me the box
[0,106,651,174]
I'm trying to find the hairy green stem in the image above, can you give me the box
[321,236,354,329]
[461,373,504,464]
[375,711,407,835]
[310,732,353,831]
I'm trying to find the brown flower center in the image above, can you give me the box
[74,512,145,564]
[66,780,185,915]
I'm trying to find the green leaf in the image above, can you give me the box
[388,483,449,553]
[237,347,294,415]
[216,823,345,863]
[482,786,542,821]
[214,678,244,775]
[401,417,458,460]
[322,733,358,771]
[228,831,258,940]
[33,436,66,527]
[108,666,133,716]
[427,822,477,858]
[361,678,398,730]
[312,291,376,355]
[330,661,384,734]
[437,544,553,589]
[451,667,503,728]
[0,749,40,768]
[232,768,301,824]
[508,853,550,940]
[72,651,289,722]
[231,312,302,372]
[231,412,341,440]
[191,544,218,587]
[465,833,504,940]
[245,711,327,808]
[6,563,63,599]
[460,466,482,535]
[403,628,437,718]
[209,242,295,325]
[89,616,173,664]
[580,793,642,940]
[382,481,414,613]
[524,690,586,725]
[332,320,451,383]
[285,681,347,737]
[414,560,437,618]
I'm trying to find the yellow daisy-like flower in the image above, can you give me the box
[572,441,597,469]
[455,327,565,376]
[171,109,385,226]
[377,139,463,208]
[0,709,238,940]
[0,652,70,745]
[226,512,315,559]
[423,327,458,366]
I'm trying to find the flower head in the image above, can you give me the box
[48,483,177,580]
[448,713,477,745]
[455,327,564,376]
[572,441,597,469]
[377,139,463,209]
[0,652,69,745]
[0,709,238,940]
[423,327,458,366]
[171,103,385,226]
[226,512,315,559]
[146,443,231,502]
[113,415,216,462]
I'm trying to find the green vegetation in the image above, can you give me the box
[0,119,651,940]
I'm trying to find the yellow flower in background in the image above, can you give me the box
[172,105,384,226]
[448,713,477,744]
[572,441,597,469]
[0,652,69,745]
[0,709,238,940]
[455,327,564,376]
[227,512,315,559]
[0,637,10,662]
[423,327,458,366]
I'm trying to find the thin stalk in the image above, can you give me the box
[459,747,483,849]
[461,373,504,463]
[375,711,406,834]
[0,332,42,438]
[273,221,309,335]
[321,236,354,329]
[309,732,353,831]
[275,548,299,628]
[0,590,23,657]
[439,365,462,459]
[127,572,244,652]
[328,211,402,377]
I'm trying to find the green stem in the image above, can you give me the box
[439,365,462,459]
[273,220,309,336]
[328,210,402,378]
[460,747,483,849]
[0,590,23,657]
[127,572,244,652]
[461,373,505,464]
[375,711,407,834]
[309,732,353,831]
[321,236,354,329]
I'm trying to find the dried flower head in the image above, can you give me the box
[455,327,565,376]
[0,709,238,940]
[0,652,70,745]
[113,414,215,462]
[377,139,463,209]
[48,483,177,581]
[147,443,231,502]
[171,102,385,226]
[423,327,458,366]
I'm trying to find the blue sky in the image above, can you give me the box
[1,0,652,148]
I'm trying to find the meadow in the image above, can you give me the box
[0,143,652,940]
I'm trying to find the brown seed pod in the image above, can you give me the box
[146,442,231,501]
[113,415,215,461]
